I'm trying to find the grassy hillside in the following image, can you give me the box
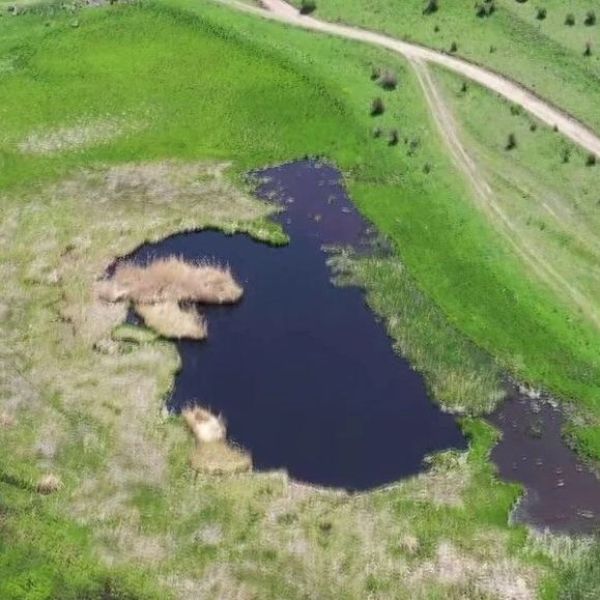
[1,0,600,597]
[288,0,600,132]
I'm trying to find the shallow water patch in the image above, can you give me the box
[489,385,600,534]
[124,160,466,490]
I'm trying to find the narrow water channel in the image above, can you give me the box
[125,160,466,490]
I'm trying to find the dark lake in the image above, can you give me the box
[125,160,466,490]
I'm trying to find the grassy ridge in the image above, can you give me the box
[287,0,600,131]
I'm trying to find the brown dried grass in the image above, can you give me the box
[36,473,63,495]
[134,301,207,340]
[183,406,251,474]
[99,257,243,305]
[0,412,15,429]
[182,406,226,443]
[190,441,252,475]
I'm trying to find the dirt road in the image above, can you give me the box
[220,0,600,327]
[225,0,600,158]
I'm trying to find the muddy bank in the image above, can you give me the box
[489,385,600,534]
[124,160,466,490]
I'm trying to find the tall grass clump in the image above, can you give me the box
[183,406,251,474]
[134,301,207,340]
[99,257,243,305]
[328,251,505,415]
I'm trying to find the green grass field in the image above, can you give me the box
[288,0,600,132]
[2,0,600,597]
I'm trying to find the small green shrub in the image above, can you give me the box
[536,7,547,20]
[299,0,316,15]
[510,104,522,116]
[585,11,596,26]
[370,97,385,116]
[472,0,495,17]
[423,0,438,15]
[378,70,398,90]
[565,12,575,26]
[505,133,517,150]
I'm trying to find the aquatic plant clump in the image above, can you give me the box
[183,406,252,474]
[98,257,244,305]
[134,301,208,340]
[190,441,252,475]
[183,406,226,443]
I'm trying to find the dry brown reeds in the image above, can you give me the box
[0,412,15,429]
[36,473,63,495]
[134,302,207,340]
[182,406,226,443]
[182,406,251,475]
[190,441,252,475]
[96,256,243,340]
[99,257,243,305]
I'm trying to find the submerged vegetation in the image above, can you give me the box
[0,0,600,597]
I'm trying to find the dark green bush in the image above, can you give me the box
[585,10,596,26]
[378,70,398,90]
[423,0,438,15]
[370,97,385,116]
[299,0,316,15]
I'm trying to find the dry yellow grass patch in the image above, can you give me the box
[36,473,63,495]
[17,117,140,155]
[183,406,226,443]
[0,411,15,428]
[410,541,536,600]
[183,406,251,475]
[134,302,207,340]
[100,257,243,305]
[190,441,252,475]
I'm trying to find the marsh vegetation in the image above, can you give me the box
[1,0,600,598]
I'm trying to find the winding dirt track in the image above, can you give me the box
[224,0,600,158]
[217,0,600,327]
